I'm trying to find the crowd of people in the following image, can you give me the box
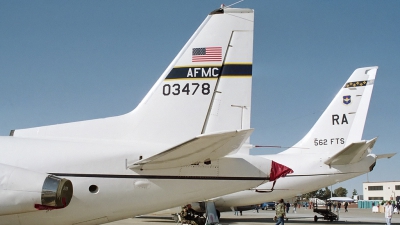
[325,200,349,212]
[179,199,398,225]
[273,199,397,225]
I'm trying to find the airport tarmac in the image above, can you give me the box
[106,207,400,225]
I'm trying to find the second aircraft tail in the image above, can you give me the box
[281,67,378,155]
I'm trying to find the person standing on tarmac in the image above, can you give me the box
[285,202,290,214]
[275,199,286,225]
[385,201,394,225]
[344,201,349,212]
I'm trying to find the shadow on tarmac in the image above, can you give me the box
[129,208,400,225]
[134,216,175,223]
[220,217,400,224]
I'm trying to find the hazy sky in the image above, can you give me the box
[1,1,399,198]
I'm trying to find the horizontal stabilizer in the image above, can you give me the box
[324,137,377,166]
[376,153,396,159]
[129,129,253,170]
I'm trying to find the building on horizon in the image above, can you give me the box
[363,181,400,201]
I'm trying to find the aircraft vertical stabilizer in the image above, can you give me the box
[12,8,255,147]
[281,67,378,155]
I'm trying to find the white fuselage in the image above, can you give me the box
[212,153,376,211]
[0,136,271,225]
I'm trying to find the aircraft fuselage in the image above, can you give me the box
[0,136,271,225]
[212,153,376,212]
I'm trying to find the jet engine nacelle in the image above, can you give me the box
[0,163,73,216]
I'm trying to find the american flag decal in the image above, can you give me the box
[192,47,222,62]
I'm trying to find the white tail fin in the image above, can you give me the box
[13,8,254,146]
[281,67,378,155]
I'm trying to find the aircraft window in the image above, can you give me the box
[89,185,99,194]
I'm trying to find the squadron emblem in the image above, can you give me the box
[343,95,351,105]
